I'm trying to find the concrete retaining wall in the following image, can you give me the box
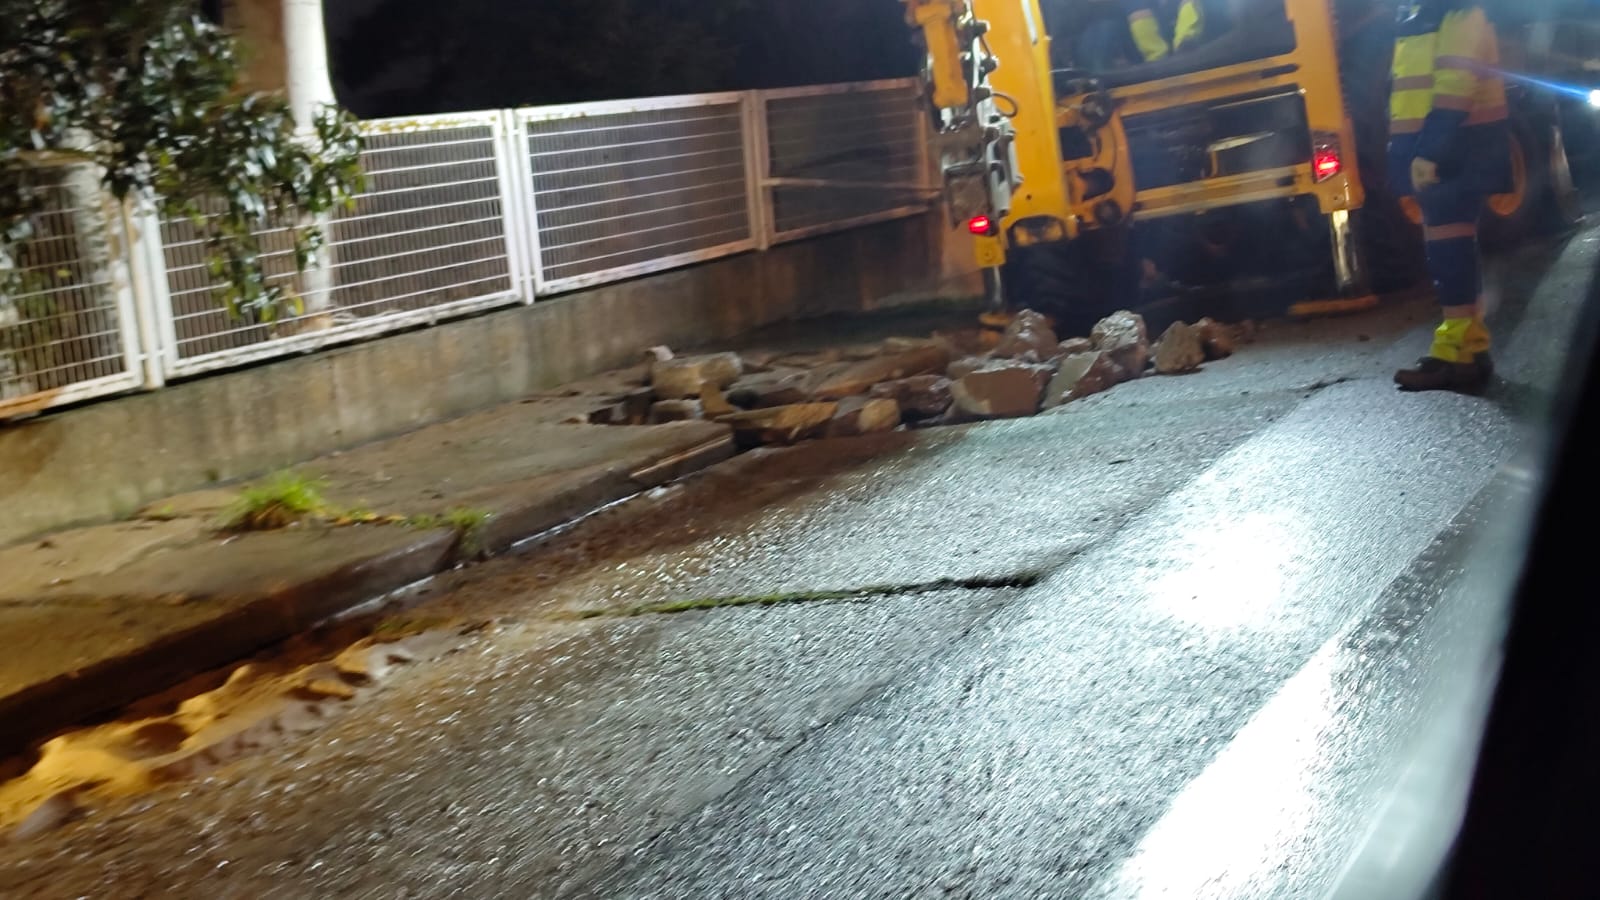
[0,213,979,545]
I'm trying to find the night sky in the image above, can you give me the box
[324,0,921,119]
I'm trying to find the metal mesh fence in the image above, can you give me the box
[158,115,517,370]
[521,97,754,291]
[0,82,932,417]
[763,81,927,242]
[1,166,137,408]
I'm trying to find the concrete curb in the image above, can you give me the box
[0,431,737,755]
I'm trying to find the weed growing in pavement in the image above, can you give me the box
[220,475,490,554]
[402,507,492,555]
[223,471,329,530]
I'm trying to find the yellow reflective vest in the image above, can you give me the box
[1387,2,1511,195]
[1126,0,1204,62]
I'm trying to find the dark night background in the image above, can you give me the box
[323,0,922,118]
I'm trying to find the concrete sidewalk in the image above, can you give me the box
[0,379,735,753]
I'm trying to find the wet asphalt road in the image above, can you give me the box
[0,227,1594,899]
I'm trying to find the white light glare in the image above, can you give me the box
[1589,88,1600,109]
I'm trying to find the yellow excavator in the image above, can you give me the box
[903,0,1580,328]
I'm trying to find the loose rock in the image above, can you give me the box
[1196,317,1236,360]
[1044,351,1126,407]
[772,349,842,369]
[992,309,1059,360]
[826,397,902,437]
[1153,321,1206,374]
[651,352,744,399]
[1091,311,1150,375]
[726,370,811,408]
[949,360,1052,421]
[882,336,952,355]
[1058,337,1093,356]
[870,374,952,421]
[810,346,952,400]
[699,383,737,418]
[741,350,779,372]
[717,402,838,447]
[649,399,703,423]
[947,356,988,380]
[641,345,673,365]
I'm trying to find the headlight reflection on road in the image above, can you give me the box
[1148,508,1305,635]
[1094,648,1342,899]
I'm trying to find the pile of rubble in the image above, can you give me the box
[587,310,1246,447]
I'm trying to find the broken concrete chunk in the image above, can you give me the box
[1153,321,1206,374]
[650,352,744,399]
[946,356,988,381]
[826,397,902,437]
[1196,317,1236,360]
[1058,337,1093,356]
[882,336,952,355]
[870,374,952,421]
[949,360,1051,421]
[717,402,838,446]
[772,349,843,369]
[649,399,703,423]
[1091,310,1150,375]
[726,370,811,408]
[1044,351,1126,407]
[810,346,952,400]
[992,309,1059,360]
[698,383,737,418]
[933,328,993,357]
[741,350,779,372]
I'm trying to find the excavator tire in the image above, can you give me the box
[999,236,1135,331]
[1482,107,1583,250]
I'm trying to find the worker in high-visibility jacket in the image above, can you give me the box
[1123,0,1205,62]
[1388,0,1510,393]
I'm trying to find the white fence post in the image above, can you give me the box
[119,196,171,390]
[495,110,537,304]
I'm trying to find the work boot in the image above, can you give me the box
[1393,353,1493,394]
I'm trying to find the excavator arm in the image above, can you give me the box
[901,0,1022,235]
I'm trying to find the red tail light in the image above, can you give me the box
[968,215,996,236]
[1313,149,1341,181]
[1312,132,1342,182]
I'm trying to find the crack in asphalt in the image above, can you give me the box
[578,572,1048,619]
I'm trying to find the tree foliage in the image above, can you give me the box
[0,0,364,320]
